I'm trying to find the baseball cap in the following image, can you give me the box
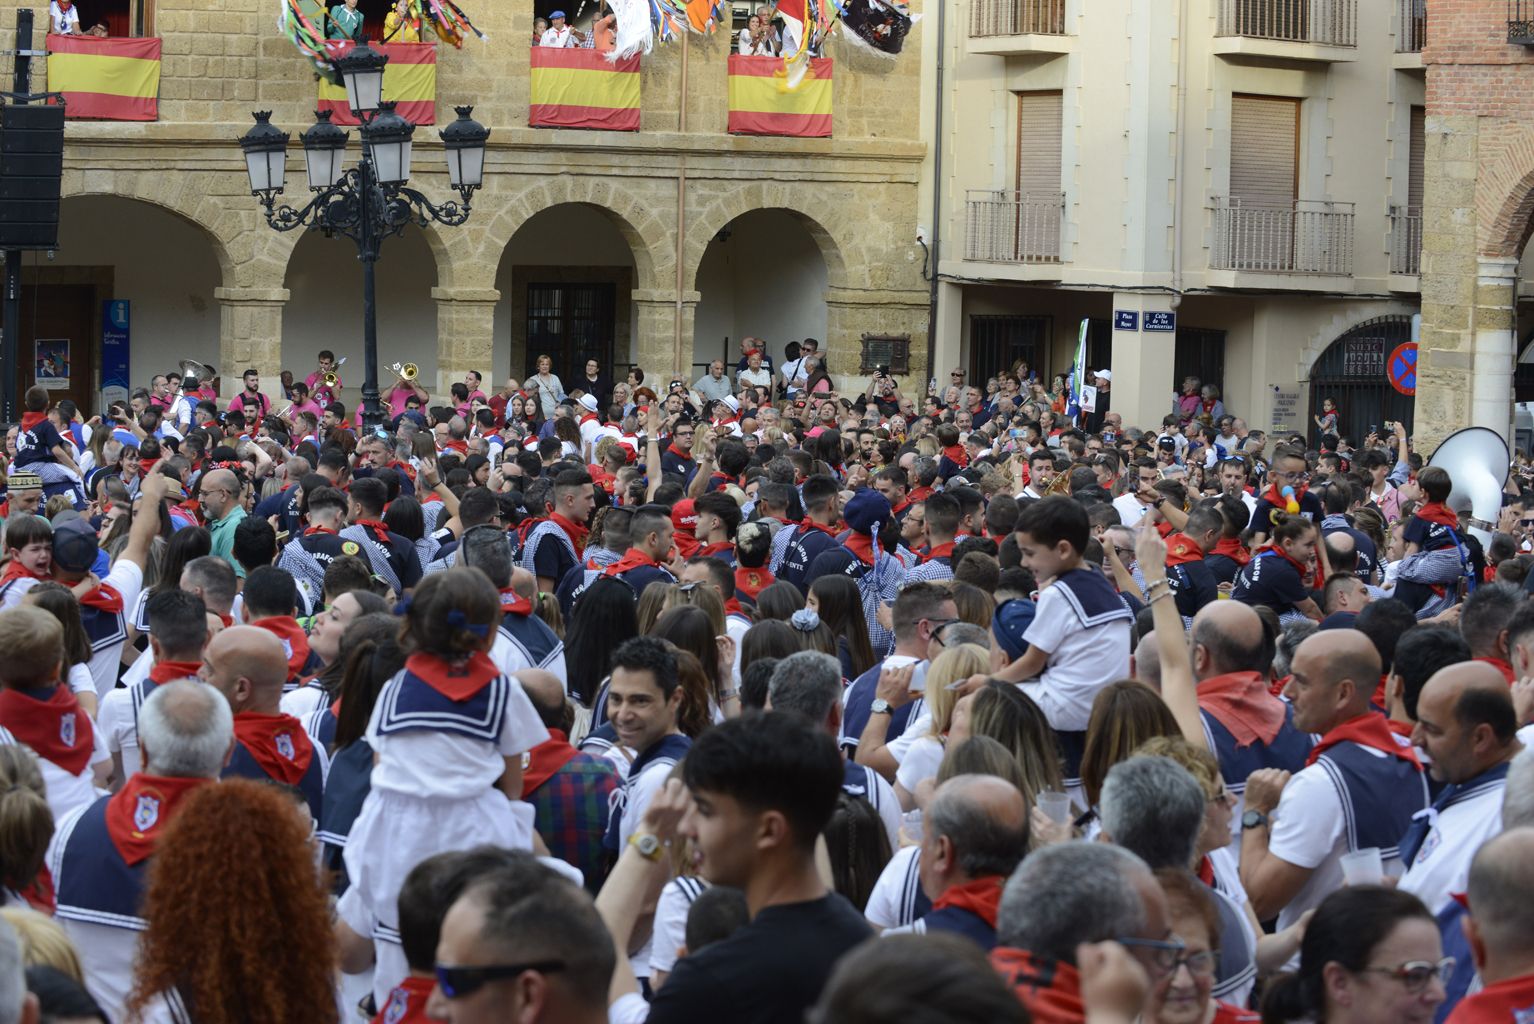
[52,519,101,574]
[992,598,1036,662]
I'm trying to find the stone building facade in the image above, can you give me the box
[2,0,930,407]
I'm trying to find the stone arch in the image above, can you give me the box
[1476,126,1534,260]
[60,171,238,286]
[684,186,850,293]
[1294,301,1419,384]
[475,177,666,293]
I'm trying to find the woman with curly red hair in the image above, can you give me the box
[124,779,338,1023]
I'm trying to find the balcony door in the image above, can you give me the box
[525,282,617,385]
[1014,91,1062,261]
[1229,94,1299,271]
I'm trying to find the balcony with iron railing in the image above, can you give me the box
[1208,197,1355,288]
[1213,0,1358,62]
[1512,0,1534,44]
[967,0,1073,56]
[1390,205,1422,281]
[964,190,1065,269]
[1397,0,1426,53]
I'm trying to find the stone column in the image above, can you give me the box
[632,289,701,380]
[1107,292,1176,430]
[217,286,288,400]
[432,287,499,396]
[1471,257,1517,443]
[824,287,931,393]
[932,281,963,384]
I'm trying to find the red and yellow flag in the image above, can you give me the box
[46,35,161,122]
[727,54,832,138]
[529,48,641,132]
[318,42,437,126]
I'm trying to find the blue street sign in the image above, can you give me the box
[1144,311,1177,333]
[1113,310,1139,331]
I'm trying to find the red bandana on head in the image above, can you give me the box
[104,774,211,866]
[406,651,500,702]
[232,711,315,785]
[0,685,94,775]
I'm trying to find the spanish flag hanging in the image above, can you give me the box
[529,48,641,132]
[318,42,438,126]
[45,35,162,122]
[727,54,831,138]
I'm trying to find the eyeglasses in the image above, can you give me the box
[1114,936,1188,976]
[915,616,960,632]
[434,961,566,1000]
[198,487,229,498]
[1359,957,1455,994]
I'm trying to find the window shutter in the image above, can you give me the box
[1229,95,1298,208]
[1408,105,1425,211]
[1016,91,1062,195]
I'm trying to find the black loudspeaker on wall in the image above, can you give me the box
[0,103,64,250]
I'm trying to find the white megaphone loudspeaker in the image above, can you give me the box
[1426,426,1510,548]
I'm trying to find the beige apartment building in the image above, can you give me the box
[1,0,931,415]
[921,0,1470,443]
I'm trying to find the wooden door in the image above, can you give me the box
[16,284,97,415]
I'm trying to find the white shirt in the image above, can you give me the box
[895,735,943,798]
[1398,769,1506,917]
[1112,491,1149,527]
[36,727,109,823]
[86,560,145,698]
[1020,582,1131,733]
[49,802,141,1017]
[1267,748,1408,931]
[364,672,548,800]
[650,876,708,977]
[540,25,574,46]
[865,845,922,930]
[49,2,80,33]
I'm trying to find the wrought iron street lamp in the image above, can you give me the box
[236,45,489,427]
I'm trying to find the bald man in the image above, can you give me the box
[1239,630,1428,928]
[201,625,328,818]
[902,774,1029,951]
[1451,828,1534,1024]
[517,667,619,893]
[198,467,248,578]
[1399,663,1523,985]
[1189,601,1314,839]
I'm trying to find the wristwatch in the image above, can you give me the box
[1241,810,1270,831]
[628,833,663,862]
[871,698,893,716]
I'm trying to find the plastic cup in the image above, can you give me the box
[1340,847,1383,885]
[1037,791,1071,825]
[901,810,924,846]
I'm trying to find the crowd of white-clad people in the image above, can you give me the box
[1,337,1534,1024]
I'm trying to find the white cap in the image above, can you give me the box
[1094,369,1112,382]
[578,393,599,412]
[722,395,741,413]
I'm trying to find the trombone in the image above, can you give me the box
[389,362,419,383]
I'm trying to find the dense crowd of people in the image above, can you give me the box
[0,339,1532,1024]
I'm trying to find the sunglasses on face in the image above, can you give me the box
[434,961,566,1000]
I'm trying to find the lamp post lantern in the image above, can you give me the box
[237,61,489,428]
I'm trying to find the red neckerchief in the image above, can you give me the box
[924,541,956,563]
[578,413,598,427]
[1201,398,1217,416]
[933,875,1004,929]
[1386,718,1415,739]
[498,587,534,617]
[18,411,46,432]
[908,485,935,503]
[1165,533,1204,567]
[0,685,94,774]
[521,728,582,797]
[604,547,663,577]
[174,498,203,526]
[386,459,418,482]
[1155,518,1174,539]
[103,774,211,866]
[941,444,969,468]
[76,581,124,615]
[352,518,392,544]
[148,660,203,685]
[370,975,435,1024]
[0,561,45,588]
[891,497,912,516]
[724,596,746,617]
[708,472,740,492]
[799,517,839,539]
[1254,543,1312,584]
[232,711,315,784]
[18,867,53,915]
[1196,856,1215,887]
[845,532,877,567]
[698,540,734,559]
[1212,536,1251,567]
[1414,502,1460,529]
[1260,482,1306,508]
[1305,712,1422,769]
[304,525,337,537]
[1269,673,1291,698]
[989,949,1084,1024]
[735,565,773,600]
[440,438,468,454]
[549,512,589,555]
[1198,671,1286,747]
[405,651,499,702]
[1476,657,1517,685]
[251,616,313,679]
[665,443,693,463]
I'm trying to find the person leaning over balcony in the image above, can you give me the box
[384,0,421,42]
[740,14,774,55]
[540,10,585,47]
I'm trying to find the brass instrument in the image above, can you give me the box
[323,371,339,389]
[1044,468,1072,496]
[390,362,419,382]
[178,359,216,382]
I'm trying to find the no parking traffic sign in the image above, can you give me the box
[1388,342,1417,397]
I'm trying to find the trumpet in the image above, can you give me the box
[390,362,419,382]
[323,371,339,389]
